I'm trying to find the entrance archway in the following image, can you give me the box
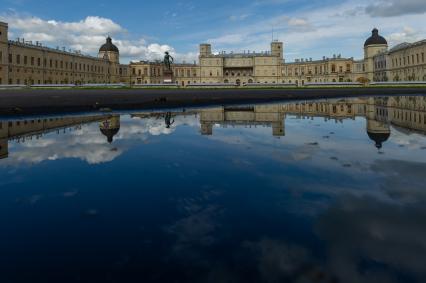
[236,79,241,86]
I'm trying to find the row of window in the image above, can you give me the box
[132,67,162,77]
[9,67,108,76]
[174,69,197,77]
[3,53,106,73]
[5,78,110,85]
[285,64,351,76]
[375,60,387,69]
[394,110,426,125]
[392,52,425,68]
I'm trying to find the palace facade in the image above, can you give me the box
[0,20,425,86]
[2,96,425,159]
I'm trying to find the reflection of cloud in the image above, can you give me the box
[291,143,320,161]
[167,204,218,250]
[3,126,123,166]
[1,114,200,167]
[244,239,312,283]
[370,159,426,204]
[0,116,199,169]
[121,114,200,139]
[165,188,222,261]
[317,195,426,283]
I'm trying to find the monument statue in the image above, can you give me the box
[163,51,174,71]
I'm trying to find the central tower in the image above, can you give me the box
[271,41,283,59]
[199,44,212,57]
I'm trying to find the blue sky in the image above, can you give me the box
[1,0,426,63]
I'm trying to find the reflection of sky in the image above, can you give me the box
[1,114,200,167]
[0,105,425,282]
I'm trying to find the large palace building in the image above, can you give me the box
[0,20,425,86]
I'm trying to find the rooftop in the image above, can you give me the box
[9,39,107,62]
[389,39,426,53]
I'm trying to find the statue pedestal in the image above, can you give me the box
[163,70,174,84]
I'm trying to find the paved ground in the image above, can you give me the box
[1,87,425,116]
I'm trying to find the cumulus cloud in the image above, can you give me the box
[197,0,426,61]
[317,194,426,283]
[387,26,424,45]
[0,14,196,63]
[366,0,426,17]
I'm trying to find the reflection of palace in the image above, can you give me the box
[198,96,426,148]
[99,115,121,143]
[0,115,121,160]
[1,97,425,161]
[200,105,285,137]
[132,96,426,149]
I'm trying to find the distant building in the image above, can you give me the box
[0,22,129,85]
[198,41,283,85]
[387,40,426,82]
[0,20,425,86]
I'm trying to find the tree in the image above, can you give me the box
[357,77,369,85]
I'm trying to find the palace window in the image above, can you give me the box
[16,54,21,64]
[422,53,424,63]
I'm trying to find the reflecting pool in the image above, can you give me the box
[1,96,426,283]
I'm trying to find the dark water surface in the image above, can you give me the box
[1,96,426,283]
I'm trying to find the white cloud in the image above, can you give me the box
[0,13,196,63]
[387,27,424,45]
[365,0,426,17]
[202,0,426,61]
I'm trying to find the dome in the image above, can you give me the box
[367,131,390,149]
[100,117,120,144]
[100,128,120,144]
[364,28,388,47]
[99,37,119,53]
